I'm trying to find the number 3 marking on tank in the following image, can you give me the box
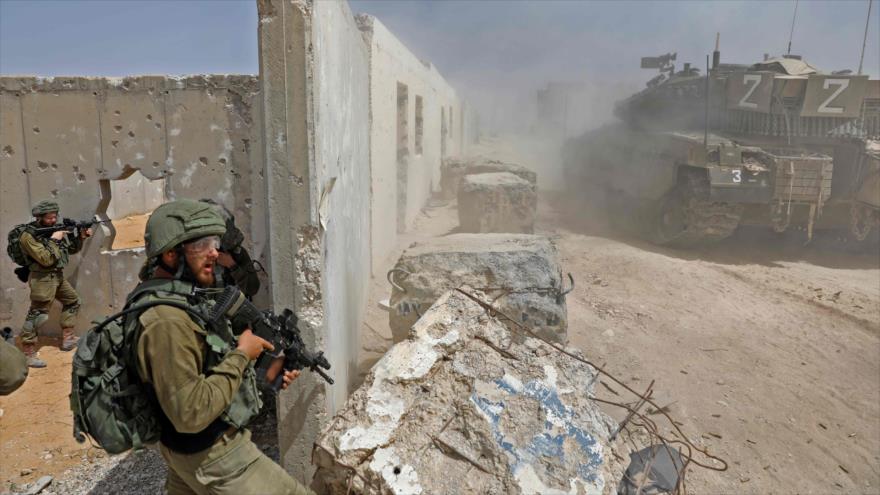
[738,74,762,109]
[817,78,850,114]
[732,170,742,183]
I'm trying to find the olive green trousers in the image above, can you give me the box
[159,429,314,495]
[22,270,80,344]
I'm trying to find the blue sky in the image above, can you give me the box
[1,0,877,129]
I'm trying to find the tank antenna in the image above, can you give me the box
[713,32,721,69]
[704,54,710,147]
[786,0,799,55]
[858,0,873,75]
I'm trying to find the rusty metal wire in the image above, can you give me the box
[454,287,728,494]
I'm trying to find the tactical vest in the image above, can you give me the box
[23,223,77,272]
[132,279,263,453]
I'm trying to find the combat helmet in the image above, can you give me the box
[31,200,59,217]
[144,199,226,258]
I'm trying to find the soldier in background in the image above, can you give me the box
[18,200,92,367]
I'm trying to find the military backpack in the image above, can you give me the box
[69,280,210,454]
[7,224,36,283]
[6,223,35,267]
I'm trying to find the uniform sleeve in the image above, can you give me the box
[19,231,60,268]
[228,248,260,297]
[136,306,251,434]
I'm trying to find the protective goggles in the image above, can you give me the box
[183,235,221,254]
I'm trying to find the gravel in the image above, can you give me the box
[12,398,280,495]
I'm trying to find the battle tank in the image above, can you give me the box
[563,43,880,246]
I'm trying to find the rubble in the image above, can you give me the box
[313,290,620,495]
[387,234,569,344]
[440,157,537,200]
[458,172,537,234]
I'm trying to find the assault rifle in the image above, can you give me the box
[207,285,334,389]
[33,218,109,238]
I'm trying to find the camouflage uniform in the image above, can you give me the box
[0,336,28,395]
[134,199,312,495]
[19,200,84,365]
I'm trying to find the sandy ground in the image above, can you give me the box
[109,213,150,250]
[358,140,880,494]
[0,341,103,491]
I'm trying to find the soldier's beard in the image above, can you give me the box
[184,253,216,287]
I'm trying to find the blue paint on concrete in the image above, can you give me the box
[469,372,605,487]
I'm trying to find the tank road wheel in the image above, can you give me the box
[850,203,878,242]
[654,187,689,244]
[651,171,743,247]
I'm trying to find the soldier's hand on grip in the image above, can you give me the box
[236,329,274,360]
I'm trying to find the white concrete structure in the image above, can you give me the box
[357,15,471,273]
[258,0,372,482]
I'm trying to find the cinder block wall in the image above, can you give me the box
[0,75,266,335]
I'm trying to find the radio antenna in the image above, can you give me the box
[787,0,799,55]
[858,0,873,75]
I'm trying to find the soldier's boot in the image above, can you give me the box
[61,327,79,352]
[22,342,47,368]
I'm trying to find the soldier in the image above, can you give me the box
[19,200,92,367]
[0,328,28,395]
[134,199,312,495]
[201,199,262,298]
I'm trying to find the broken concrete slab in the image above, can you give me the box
[440,157,537,200]
[458,172,537,234]
[314,290,619,495]
[388,234,568,344]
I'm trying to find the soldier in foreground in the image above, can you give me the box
[134,199,313,495]
[0,328,28,395]
[18,200,92,367]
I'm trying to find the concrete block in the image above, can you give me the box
[388,234,568,344]
[441,157,537,200]
[314,290,617,495]
[458,172,536,234]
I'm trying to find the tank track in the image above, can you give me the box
[654,170,743,246]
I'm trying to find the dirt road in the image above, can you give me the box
[359,152,879,493]
[547,197,879,494]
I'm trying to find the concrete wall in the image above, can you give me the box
[0,75,265,335]
[357,16,469,273]
[258,0,371,483]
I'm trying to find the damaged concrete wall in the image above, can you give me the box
[258,0,371,483]
[356,15,468,274]
[315,290,618,495]
[0,75,264,336]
